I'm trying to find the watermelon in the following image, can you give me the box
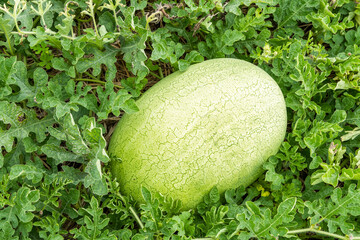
[108,58,287,209]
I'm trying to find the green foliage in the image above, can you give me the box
[70,197,117,240]
[1,0,360,239]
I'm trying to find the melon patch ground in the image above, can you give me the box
[1,1,360,239]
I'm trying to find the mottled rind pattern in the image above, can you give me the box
[108,58,287,210]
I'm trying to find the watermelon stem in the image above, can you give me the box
[286,227,357,239]
[129,206,144,229]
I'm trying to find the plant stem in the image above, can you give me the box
[88,0,99,37]
[149,71,161,79]
[0,30,75,40]
[84,71,97,79]
[74,78,123,88]
[76,18,92,23]
[286,228,360,239]
[158,66,164,79]
[74,78,106,85]
[129,206,144,229]
[112,7,120,32]
[3,33,14,55]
